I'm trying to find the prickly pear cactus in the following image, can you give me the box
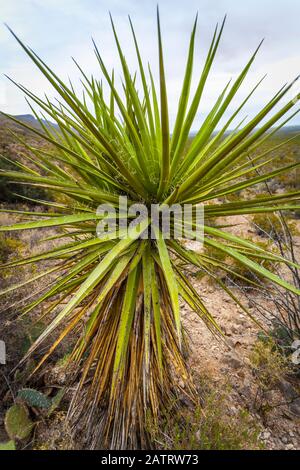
[0,440,16,450]
[47,388,65,417]
[18,388,51,409]
[4,404,33,440]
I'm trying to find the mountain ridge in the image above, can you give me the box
[1,112,300,135]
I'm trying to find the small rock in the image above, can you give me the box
[290,400,300,417]
[260,431,271,440]
[228,406,238,416]
[231,324,241,334]
[223,327,232,337]
[223,352,243,370]
[286,444,295,450]
[278,380,300,417]
[226,339,241,349]
[278,379,298,401]
[236,369,245,379]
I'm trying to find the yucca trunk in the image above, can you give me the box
[68,267,193,449]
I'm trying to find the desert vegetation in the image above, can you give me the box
[0,11,300,450]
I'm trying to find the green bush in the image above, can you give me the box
[0,158,48,203]
[147,379,262,450]
[252,213,299,240]
[0,233,24,263]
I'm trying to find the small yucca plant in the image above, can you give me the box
[1,9,300,449]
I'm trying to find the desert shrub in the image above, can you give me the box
[0,157,48,203]
[276,168,300,190]
[0,234,26,284]
[193,236,282,290]
[190,242,227,281]
[246,212,300,355]
[227,257,277,288]
[250,337,290,389]
[230,239,278,286]
[147,379,262,450]
[0,234,24,263]
[249,336,295,417]
[257,324,300,379]
[202,240,278,288]
[252,213,299,241]
[202,243,227,263]
[225,192,242,203]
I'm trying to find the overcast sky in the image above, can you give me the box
[0,0,299,129]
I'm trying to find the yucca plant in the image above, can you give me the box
[1,10,300,449]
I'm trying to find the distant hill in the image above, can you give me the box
[2,113,300,136]
[189,125,300,138]
[14,114,39,124]
[276,125,300,135]
[0,112,59,132]
[16,114,59,128]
